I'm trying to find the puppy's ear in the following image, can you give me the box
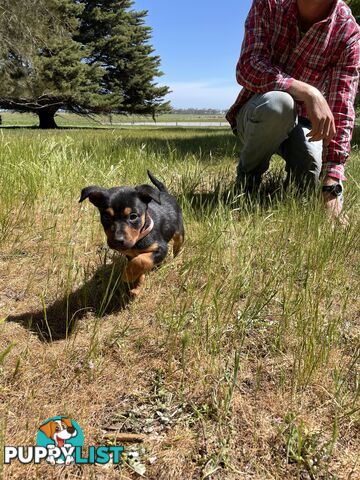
[79,186,109,208]
[39,420,57,439]
[135,185,161,205]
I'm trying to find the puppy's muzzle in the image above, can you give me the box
[114,234,126,247]
[108,235,135,250]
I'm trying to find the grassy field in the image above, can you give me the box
[0,112,226,128]
[0,126,359,479]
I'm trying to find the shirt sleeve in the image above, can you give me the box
[236,0,294,93]
[322,34,360,179]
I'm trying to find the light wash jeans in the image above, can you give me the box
[235,91,323,190]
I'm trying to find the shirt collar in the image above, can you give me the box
[287,0,339,27]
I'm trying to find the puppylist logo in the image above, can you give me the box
[4,416,123,465]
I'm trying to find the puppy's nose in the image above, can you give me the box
[114,234,125,245]
[67,426,76,434]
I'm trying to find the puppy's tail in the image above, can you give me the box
[147,170,168,193]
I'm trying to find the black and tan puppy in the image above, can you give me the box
[80,171,184,295]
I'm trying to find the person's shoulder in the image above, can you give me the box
[334,1,360,46]
[335,1,359,30]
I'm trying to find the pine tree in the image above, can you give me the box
[77,0,170,116]
[0,0,170,128]
[0,0,107,128]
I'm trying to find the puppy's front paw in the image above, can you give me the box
[128,274,146,297]
[129,286,142,296]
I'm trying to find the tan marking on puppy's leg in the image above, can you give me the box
[122,242,159,258]
[172,232,184,257]
[129,274,146,296]
[123,252,155,284]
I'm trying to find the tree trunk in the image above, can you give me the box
[38,109,58,129]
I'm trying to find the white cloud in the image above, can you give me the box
[159,80,240,110]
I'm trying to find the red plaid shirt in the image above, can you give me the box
[226,0,360,180]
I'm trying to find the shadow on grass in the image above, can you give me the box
[183,171,287,217]
[6,258,131,342]
[129,129,239,160]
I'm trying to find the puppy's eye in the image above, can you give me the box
[129,213,138,222]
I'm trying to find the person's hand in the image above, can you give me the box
[288,80,336,145]
[322,176,348,227]
[303,87,336,145]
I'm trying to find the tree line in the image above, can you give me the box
[171,108,225,116]
[0,0,170,128]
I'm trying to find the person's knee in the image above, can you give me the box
[253,91,296,128]
[236,91,297,177]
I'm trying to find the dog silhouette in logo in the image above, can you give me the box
[39,417,77,464]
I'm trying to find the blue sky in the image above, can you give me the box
[133,0,253,109]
